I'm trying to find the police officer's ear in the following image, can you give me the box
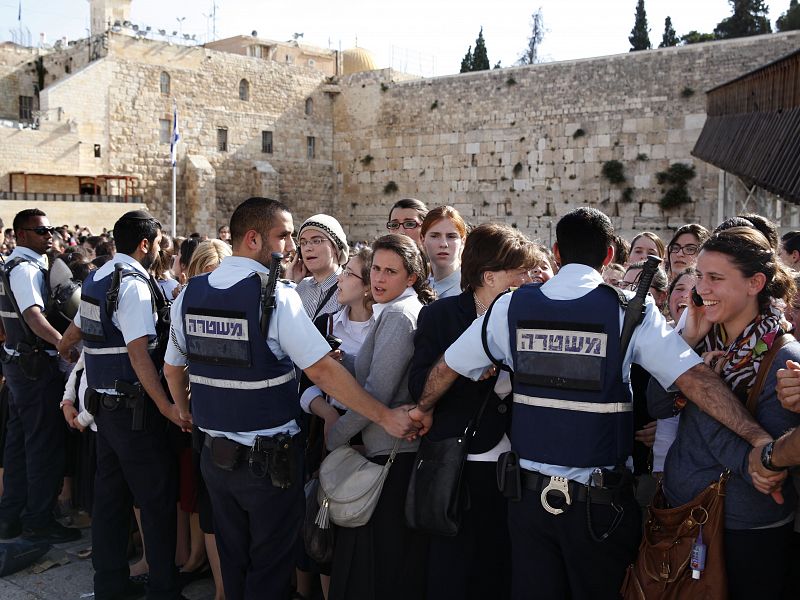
[242,229,261,251]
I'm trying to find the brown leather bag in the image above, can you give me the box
[621,471,729,600]
[622,332,792,599]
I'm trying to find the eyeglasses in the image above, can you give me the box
[668,243,699,255]
[298,237,330,249]
[617,281,639,291]
[386,220,420,231]
[21,226,55,236]
[341,269,363,281]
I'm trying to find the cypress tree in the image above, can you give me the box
[777,0,800,31]
[659,16,679,47]
[629,0,652,51]
[471,28,490,71]
[460,46,473,73]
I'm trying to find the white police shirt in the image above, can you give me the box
[165,256,331,446]
[444,262,702,484]
[4,246,58,356]
[73,253,158,394]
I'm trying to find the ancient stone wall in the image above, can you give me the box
[332,31,800,243]
[103,34,333,233]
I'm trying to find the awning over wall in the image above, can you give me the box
[692,49,800,204]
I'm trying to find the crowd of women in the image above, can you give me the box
[11,198,800,599]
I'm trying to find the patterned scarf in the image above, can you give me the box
[699,305,784,402]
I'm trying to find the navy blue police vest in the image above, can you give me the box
[181,273,299,432]
[507,284,632,467]
[0,257,55,351]
[80,267,159,390]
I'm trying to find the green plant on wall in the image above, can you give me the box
[383,181,399,195]
[360,154,373,166]
[572,128,586,139]
[601,160,626,184]
[621,187,634,203]
[513,162,524,176]
[656,162,696,209]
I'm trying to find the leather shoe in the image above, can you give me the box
[22,521,81,544]
[0,519,22,539]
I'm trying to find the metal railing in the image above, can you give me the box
[0,191,142,203]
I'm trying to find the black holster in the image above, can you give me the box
[113,380,147,432]
[85,388,100,416]
[497,450,522,502]
[15,341,49,381]
[251,433,296,489]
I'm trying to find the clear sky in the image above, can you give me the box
[1,1,792,76]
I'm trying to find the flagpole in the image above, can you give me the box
[170,101,179,237]
[172,158,177,237]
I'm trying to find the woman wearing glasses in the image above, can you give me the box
[385,198,428,246]
[420,206,467,300]
[665,223,710,281]
[292,215,349,320]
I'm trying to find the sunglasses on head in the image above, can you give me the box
[22,226,55,236]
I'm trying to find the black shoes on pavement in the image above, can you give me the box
[21,521,81,544]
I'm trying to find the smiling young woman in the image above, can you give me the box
[662,226,800,600]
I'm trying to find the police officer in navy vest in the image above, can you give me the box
[411,207,779,599]
[59,210,186,600]
[0,208,81,543]
[163,197,420,599]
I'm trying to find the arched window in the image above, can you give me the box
[239,79,250,101]
[305,97,313,116]
[160,72,170,95]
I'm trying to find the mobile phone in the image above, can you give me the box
[691,287,703,307]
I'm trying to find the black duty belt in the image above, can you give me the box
[523,470,623,508]
[98,393,139,411]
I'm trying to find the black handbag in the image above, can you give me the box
[404,388,492,536]
[303,477,334,564]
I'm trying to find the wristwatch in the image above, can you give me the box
[760,440,786,472]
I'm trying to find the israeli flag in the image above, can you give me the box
[170,103,180,167]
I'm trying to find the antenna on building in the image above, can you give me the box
[293,32,304,40]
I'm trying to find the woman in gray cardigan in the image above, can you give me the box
[326,234,434,600]
[662,226,800,600]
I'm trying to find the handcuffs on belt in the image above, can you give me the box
[541,475,572,515]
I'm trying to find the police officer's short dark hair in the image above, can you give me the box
[113,211,161,255]
[555,207,614,269]
[230,197,291,245]
[13,208,46,233]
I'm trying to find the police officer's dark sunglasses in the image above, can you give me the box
[21,226,55,236]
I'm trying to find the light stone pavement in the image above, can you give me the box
[0,527,215,600]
